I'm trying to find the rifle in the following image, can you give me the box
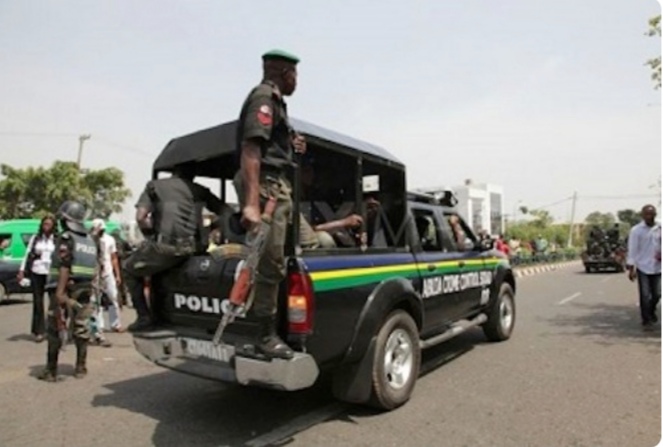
[212,196,277,346]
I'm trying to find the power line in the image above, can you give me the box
[0,131,155,159]
[529,196,573,210]
[0,131,78,137]
[93,137,155,159]
[579,195,660,200]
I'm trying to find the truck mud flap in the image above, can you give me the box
[133,330,319,391]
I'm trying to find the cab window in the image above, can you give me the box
[412,208,459,252]
[413,209,440,251]
[444,213,477,251]
[21,233,34,247]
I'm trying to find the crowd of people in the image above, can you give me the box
[17,214,136,349]
[489,233,565,264]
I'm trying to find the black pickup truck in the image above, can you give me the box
[133,119,517,410]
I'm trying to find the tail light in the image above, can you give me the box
[287,271,314,335]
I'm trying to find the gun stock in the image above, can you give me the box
[229,268,251,306]
[212,196,277,346]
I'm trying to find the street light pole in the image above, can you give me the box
[567,191,578,248]
[76,134,91,170]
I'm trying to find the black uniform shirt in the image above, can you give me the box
[236,80,293,173]
[136,177,222,245]
[47,231,97,290]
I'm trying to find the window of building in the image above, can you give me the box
[490,192,502,236]
[471,198,483,234]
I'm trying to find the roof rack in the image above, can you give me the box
[407,190,459,207]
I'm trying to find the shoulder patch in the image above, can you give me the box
[257,104,273,126]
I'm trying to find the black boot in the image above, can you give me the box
[74,339,88,378]
[127,317,153,333]
[38,339,59,382]
[256,316,294,360]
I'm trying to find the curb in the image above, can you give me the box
[513,260,582,278]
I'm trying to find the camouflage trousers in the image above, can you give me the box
[233,171,292,317]
[44,289,92,373]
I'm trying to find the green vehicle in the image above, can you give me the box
[0,219,122,264]
[0,219,122,300]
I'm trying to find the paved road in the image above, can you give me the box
[0,266,659,447]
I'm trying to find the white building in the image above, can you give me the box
[417,180,505,236]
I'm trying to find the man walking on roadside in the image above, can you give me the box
[626,204,661,331]
[91,219,124,333]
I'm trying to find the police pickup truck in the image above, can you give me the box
[133,119,516,410]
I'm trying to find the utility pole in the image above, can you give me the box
[76,134,91,170]
[567,191,578,248]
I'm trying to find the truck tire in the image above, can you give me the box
[585,265,591,273]
[369,310,420,411]
[482,283,516,342]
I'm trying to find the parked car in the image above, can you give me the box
[0,260,30,301]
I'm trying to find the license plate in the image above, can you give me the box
[179,337,233,363]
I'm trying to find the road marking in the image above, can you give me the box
[239,402,347,447]
[558,292,582,305]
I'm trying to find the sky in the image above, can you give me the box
[0,0,660,224]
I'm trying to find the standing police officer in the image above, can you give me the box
[38,201,98,382]
[234,49,306,360]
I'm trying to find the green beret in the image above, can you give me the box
[262,49,300,64]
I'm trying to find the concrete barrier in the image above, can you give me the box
[513,260,582,278]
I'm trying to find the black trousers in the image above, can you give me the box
[30,273,47,336]
[638,270,662,325]
[122,241,189,320]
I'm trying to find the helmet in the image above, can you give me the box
[57,201,87,234]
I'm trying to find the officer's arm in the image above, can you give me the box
[55,266,70,306]
[240,91,274,216]
[314,215,363,232]
[135,184,154,234]
[54,239,73,306]
[240,140,262,211]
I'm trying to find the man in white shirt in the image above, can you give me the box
[626,205,662,331]
[92,219,124,334]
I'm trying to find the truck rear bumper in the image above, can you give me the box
[133,330,319,391]
[583,260,623,268]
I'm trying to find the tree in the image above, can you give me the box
[645,15,661,89]
[584,211,616,229]
[529,209,554,228]
[0,161,131,220]
[83,167,131,218]
[617,209,641,228]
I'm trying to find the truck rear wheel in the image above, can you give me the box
[369,310,420,411]
[482,283,516,342]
